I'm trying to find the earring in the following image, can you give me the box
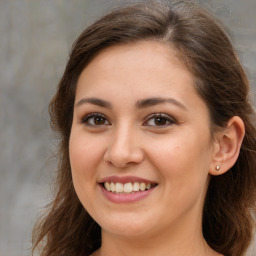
[215,165,220,171]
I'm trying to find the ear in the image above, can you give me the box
[209,116,245,176]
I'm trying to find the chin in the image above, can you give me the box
[98,215,155,238]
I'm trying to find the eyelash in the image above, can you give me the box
[81,113,110,127]
[81,112,176,128]
[143,113,176,127]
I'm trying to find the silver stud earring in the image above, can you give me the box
[215,165,220,171]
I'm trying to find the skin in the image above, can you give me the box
[69,41,243,256]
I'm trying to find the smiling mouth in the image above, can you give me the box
[101,182,158,194]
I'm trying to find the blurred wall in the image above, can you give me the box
[0,1,255,255]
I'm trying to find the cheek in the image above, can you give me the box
[147,131,212,186]
[69,132,104,174]
[69,132,102,196]
[69,133,102,213]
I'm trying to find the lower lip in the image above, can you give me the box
[100,185,156,203]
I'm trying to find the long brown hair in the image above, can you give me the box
[32,1,256,255]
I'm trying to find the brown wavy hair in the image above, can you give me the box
[32,1,256,255]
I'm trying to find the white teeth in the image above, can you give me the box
[146,183,151,189]
[103,182,154,193]
[139,182,146,191]
[115,182,123,193]
[105,182,111,191]
[124,183,133,193]
[110,182,116,192]
[133,182,140,192]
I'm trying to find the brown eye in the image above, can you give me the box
[143,113,175,127]
[154,117,168,126]
[82,113,110,126]
[94,116,106,125]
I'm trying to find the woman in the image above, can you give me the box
[32,1,256,256]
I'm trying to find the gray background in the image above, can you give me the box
[0,0,255,255]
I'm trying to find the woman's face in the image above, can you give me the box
[69,41,215,240]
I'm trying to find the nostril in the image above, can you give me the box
[104,150,144,168]
[103,136,144,168]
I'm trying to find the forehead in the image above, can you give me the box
[85,40,187,73]
[76,40,193,94]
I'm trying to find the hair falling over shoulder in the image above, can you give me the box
[32,1,256,255]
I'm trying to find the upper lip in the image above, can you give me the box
[98,176,158,184]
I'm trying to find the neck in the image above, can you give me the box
[97,226,219,256]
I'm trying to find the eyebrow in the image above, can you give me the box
[136,97,188,111]
[76,97,112,109]
[75,97,187,111]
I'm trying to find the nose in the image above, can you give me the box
[104,125,144,168]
